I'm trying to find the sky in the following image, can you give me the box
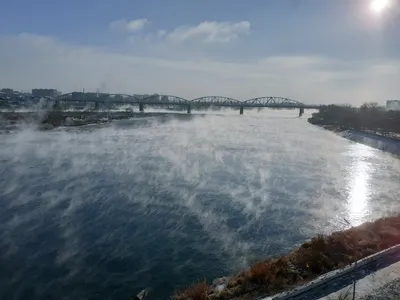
[0,0,399,105]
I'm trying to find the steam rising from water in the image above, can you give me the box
[0,110,399,299]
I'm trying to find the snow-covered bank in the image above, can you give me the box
[338,129,400,156]
[360,278,400,300]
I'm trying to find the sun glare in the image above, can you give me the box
[370,0,391,14]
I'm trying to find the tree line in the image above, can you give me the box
[308,103,400,134]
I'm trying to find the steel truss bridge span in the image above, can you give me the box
[52,94,321,115]
[56,94,319,108]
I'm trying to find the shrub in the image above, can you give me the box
[173,280,209,300]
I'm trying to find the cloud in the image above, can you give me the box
[0,33,399,105]
[157,30,167,38]
[109,18,150,32]
[165,21,251,43]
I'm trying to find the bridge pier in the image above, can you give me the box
[187,104,191,114]
[239,107,244,115]
[139,103,144,112]
[94,102,100,110]
[299,107,304,117]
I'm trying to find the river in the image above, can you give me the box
[0,109,399,300]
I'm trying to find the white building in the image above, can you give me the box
[386,100,400,111]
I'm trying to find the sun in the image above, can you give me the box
[370,0,391,14]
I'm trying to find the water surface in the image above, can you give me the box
[0,110,399,299]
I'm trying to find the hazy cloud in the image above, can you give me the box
[157,30,167,38]
[0,33,399,105]
[166,21,251,43]
[109,18,150,32]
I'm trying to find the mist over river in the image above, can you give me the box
[0,109,399,300]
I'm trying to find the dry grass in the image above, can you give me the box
[173,280,209,300]
[173,215,400,300]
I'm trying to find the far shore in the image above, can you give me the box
[307,104,400,156]
[307,122,400,156]
[0,110,203,130]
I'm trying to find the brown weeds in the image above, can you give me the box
[175,215,400,300]
[173,280,209,300]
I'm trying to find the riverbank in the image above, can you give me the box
[0,110,135,129]
[308,122,400,156]
[173,215,400,300]
[306,104,400,156]
[338,128,400,156]
[0,110,198,130]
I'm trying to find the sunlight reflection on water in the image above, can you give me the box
[346,144,374,226]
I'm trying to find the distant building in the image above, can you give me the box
[386,100,400,111]
[1,88,14,93]
[71,92,85,98]
[32,89,59,98]
[85,92,98,99]
[134,94,145,100]
[98,93,110,98]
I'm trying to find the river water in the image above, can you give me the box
[0,109,399,300]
